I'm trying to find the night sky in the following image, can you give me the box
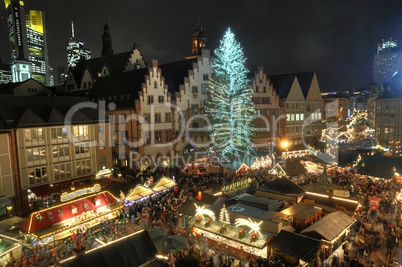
[1,0,402,91]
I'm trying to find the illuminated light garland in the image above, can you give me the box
[321,110,369,142]
[204,28,256,161]
[234,218,263,236]
[194,203,216,221]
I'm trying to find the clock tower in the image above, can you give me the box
[186,21,207,60]
[101,22,114,57]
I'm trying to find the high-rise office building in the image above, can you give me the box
[373,38,402,85]
[4,1,50,84]
[25,10,50,85]
[67,21,91,69]
[4,0,33,82]
[0,60,12,84]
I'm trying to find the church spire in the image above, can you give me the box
[191,20,207,56]
[101,21,113,57]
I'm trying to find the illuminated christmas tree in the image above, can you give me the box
[205,28,256,163]
[219,204,230,224]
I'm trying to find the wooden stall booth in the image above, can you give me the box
[19,189,122,245]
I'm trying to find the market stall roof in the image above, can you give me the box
[105,178,138,199]
[232,193,283,211]
[356,153,402,179]
[60,230,157,267]
[227,203,283,224]
[257,177,305,197]
[19,191,120,236]
[269,230,321,263]
[300,211,354,242]
[126,184,155,202]
[282,159,307,177]
[280,203,322,220]
[178,194,225,217]
[151,176,176,192]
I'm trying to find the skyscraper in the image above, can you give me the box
[67,21,91,69]
[373,38,402,85]
[25,10,50,85]
[4,0,33,82]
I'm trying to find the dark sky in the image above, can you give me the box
[1,0,402,91]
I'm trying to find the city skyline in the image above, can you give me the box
[0,0,402,91]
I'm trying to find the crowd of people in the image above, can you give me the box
[3,154,402,267]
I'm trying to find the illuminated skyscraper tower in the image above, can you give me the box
[373,37,402,85]
[25,10,50,85]
[67,21,91,68]
[4,0,32,82]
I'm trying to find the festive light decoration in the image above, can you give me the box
[194,203,216,221]
[235,218,262,237]
[219,204,230,224]
[205,28,256,162]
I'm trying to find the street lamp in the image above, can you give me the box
[6,205,13,217]
[281,140,289,158]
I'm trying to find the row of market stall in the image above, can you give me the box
[176,174,359,266]
[0,176,176,267]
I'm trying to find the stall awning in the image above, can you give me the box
[126,184,154,202]
[151,177,176,192]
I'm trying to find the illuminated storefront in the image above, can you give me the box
[19,189,122,244]
[95,167,113,179]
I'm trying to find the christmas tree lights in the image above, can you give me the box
[205,28,256,163]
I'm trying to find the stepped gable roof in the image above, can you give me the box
[257,177,305,197]
[159,59,196,94]
[269,74,295,99]
[300,211,354,241]
[269,72,315,99]
[90,59,196,98]
[0,96,103,130]
[269,230,321,263]
[294,72,314,98]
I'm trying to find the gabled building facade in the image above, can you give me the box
[90,49,213,170]
[270,73,323,151]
